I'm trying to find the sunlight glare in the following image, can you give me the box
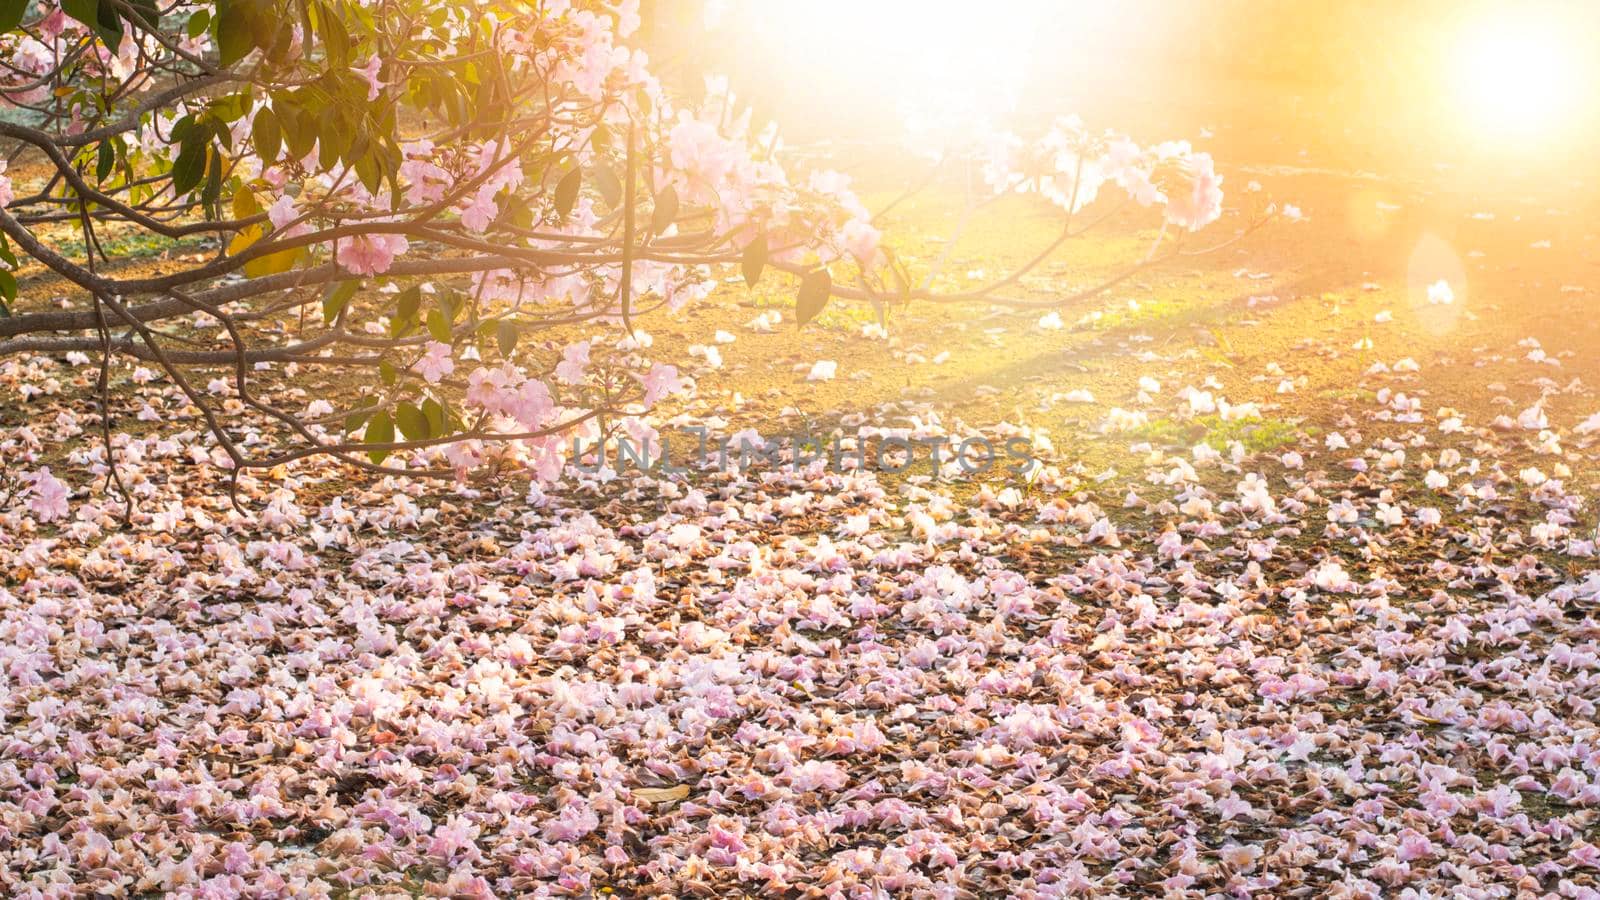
[755,0,1053,148]
[1452,11,1587,142]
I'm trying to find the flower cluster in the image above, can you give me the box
[981,116,1227,231]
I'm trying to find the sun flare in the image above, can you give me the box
[1451,10,1591,142]
[737,0,1054,143]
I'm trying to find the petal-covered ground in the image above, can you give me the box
[4,153,1600,897]
[5,371,1600,896]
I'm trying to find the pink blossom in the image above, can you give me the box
[336,231,409,275]
[37,7,66,41]
[669,115,739,204]
[465,364,514,413]
[473,139,524,194]
[26,467,70,522]
[400,142,451,204]
[1104,137,1163,207]
[840,218,882,268]
[413,341,455,384]
[1164,152,1224,232]
[267,194,307,238]
[555,341,591,385]
[426,815,481,863]
[3,38,54,105]
[542,802,599,842]
[807,169,870,221]
[614,0,641,36]
[508,378,555,431]
[1311,559,1353,592]
[642,363,685,406]
[787,760,848,793]
[1395,829,1435,862]
[1218,843,1261,870]
[459,185,498,233]
[355,54,387,101]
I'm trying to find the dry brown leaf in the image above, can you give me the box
[633,784,691,804]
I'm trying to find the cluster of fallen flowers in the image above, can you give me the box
[2,340,1600,898]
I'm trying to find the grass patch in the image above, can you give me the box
[1317,386,1377,403]
[53,231,212,262]
[1077,297,1191,332]
[1132,414,1306,454]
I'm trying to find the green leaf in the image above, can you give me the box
[210,93,251,123]
[281,103,317,160]
[212,115,232,150]
[96,139,115,181]
[186,7,210,38]
[422,398,447,436]
[379,358,397,386]
[496,321,518,358]
[0,269,16,306]
[317,106,346,170]
[265,18,295,63]
[741,235,767,288]
[396,285,421,322]
[354,152,382,197]
[506,202,534,230]
[437,287,460,323]
[594,165,622,209]
[554,167,581,219]
[364,410,393,463]
[127,0,158,29]
[426,308,451,343]
[170,138,208,198]
[0,0,28,33]
[795,269,832,327]
[170,114,197,143]
[251,106,281,165]
[216,0,255,66]
[322,280,358,323]
[650,185,678,235]
[315,0,350,65]
[343,408,370,434]
[202,147,225,209]
[395,402,430,441]
[61,0,121,46]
